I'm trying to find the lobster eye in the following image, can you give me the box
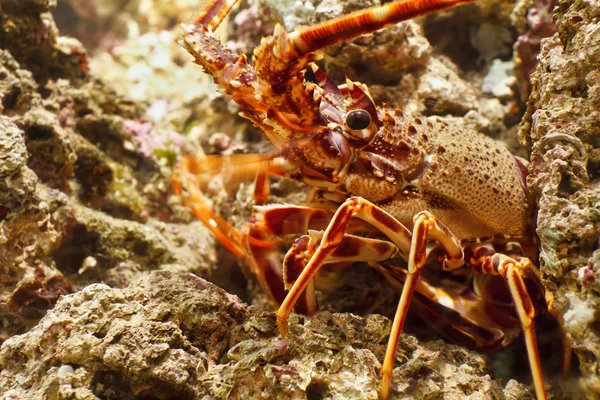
[345,109,372,130]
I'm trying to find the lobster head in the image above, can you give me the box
[268,62,425,189]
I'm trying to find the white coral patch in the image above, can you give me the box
[563,292,597,337]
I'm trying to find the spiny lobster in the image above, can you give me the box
[171,0,569,398]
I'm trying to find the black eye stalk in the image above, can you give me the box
[345,109,372,131]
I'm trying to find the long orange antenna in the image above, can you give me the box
[190,0,239,30]
[287,0,476,55]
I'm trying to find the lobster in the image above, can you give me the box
[171,0,569,398]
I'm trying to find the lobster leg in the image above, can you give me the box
[171,154,285,257]
[382,234,547,399]
[380,211,463,398]
[173,154,336,311]
[516,256,573,376]
[473,253,547,400]
[247,205,332,313]
[277,197,410,337]
[276,203,548,400]
[275,201,463,335]
[252,204,404,311]
[545,293,573,376]
[283,230,403,290]
[371,261,517,351]
[277,197,463,336]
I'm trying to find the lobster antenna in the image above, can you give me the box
[190,0,239,31]
[287,0,475,56]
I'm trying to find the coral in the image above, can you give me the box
[512,0,559,101]
[482,59,517,99]
[519,0,600,396]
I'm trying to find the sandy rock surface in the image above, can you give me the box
[0,271,524,399]
[519,0,600,396]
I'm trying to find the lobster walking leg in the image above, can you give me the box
[172,154,285,257]
[380,239,548,399]
[513,256,572,376]
[248,205,332,313]
[476,253,547,400]
[283,230,403,287]
[276,203,548,400]
[275,200,464,332]
[252,204,406,312]
[380,211,463,398]
[173,153,334,311]
[274,201,467,398]
[277,197,412,336]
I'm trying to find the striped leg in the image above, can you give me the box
[172,154,284,257]
[473,253,547,400]
[510,255,572,376]
[276,197,412,338]
[374,251,550,400]
[283,229,403,286]
[379,211,463,398]
[173,154,333,312]
[252,203,406,313]
[247,204,332,313]
[273,199,464,400]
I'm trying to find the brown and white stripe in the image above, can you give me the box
[190,0,239,31]
[287,0,475,55]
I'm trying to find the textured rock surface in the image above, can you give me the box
[519,0,600,396]
[0,0,221,342]
[0,271,523,399]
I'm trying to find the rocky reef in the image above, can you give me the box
[0,271,513,399]
[0,0,597,398]
[519,0,600,396]
[0,0,226,341]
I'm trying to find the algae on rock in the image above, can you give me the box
[0,271,523,399]
[519,0,600,396]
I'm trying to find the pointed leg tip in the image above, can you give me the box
[276,311,289,337]
[379,372,391,399]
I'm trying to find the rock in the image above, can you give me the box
[0,0,221,342]
[0,271,510,399]
[519,0,600,396]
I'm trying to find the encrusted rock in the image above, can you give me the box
[519,0,600,396]
[0,0,220,341]
[0,271,520,399]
